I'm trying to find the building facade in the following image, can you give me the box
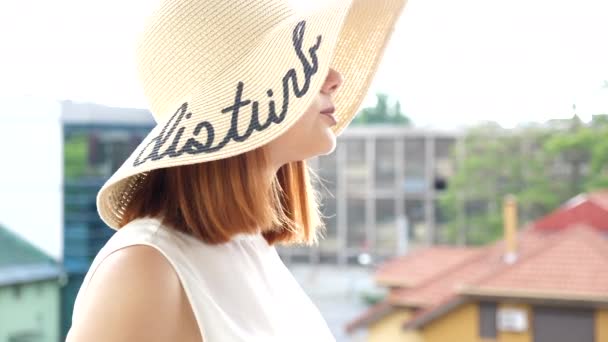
[0,224,63,342]
[60,101,154,340]
[277,126,462,266]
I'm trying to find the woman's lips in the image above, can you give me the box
[320,106,337,126]
[321,112,337,126]
[320,106,335,114]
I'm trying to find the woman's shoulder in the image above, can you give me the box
[104,216,185,252]
[67,244,201,341]
[114,216,164,235]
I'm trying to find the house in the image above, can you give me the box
[345,192,608,342]
[0,223,64,342]
[534,191,608,232]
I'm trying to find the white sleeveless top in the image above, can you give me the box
[71,217,336,342]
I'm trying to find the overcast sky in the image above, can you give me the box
[1,0,607,128]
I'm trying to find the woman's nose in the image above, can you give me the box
[321,68,343,95]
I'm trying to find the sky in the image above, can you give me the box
[0,0,607,129]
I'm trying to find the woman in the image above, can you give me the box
[67,0,406,340]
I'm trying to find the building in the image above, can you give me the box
[345,191,608,342]
[60,101,154,340]
[0,224,64,342]
[534,191,608,231]
[277,126,462,265]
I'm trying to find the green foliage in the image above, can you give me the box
[586,115,608,189]
[64,133,88,179]
[351,93,412,126]
[440,115,608,245]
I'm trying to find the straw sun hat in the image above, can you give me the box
[97,0,407,229]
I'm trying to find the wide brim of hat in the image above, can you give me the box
[97,0,407,230]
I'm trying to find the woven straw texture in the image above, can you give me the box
[97,0,408,229]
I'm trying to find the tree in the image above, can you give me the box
[351,93,412,126]
[440,115,607,245]
[440,123,558,245]
[543,115,593,195]
[586,115,608,189]
[64,133,89,180]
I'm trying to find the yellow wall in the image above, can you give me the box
[419,302,533,342]
[497,303,532,342]
[421,303,478,342]
[370,302,605,342]
[597,309,608,342]
[368,308,423,342]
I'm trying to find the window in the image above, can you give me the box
[375,139,395,189]
[375,199,397,254]
[403,138,427,194]
[346,198,366,249]
[479,302,498,338]
[404,199,425,243]
[64,128,149,181]
[12,284,22,299]
[345,139,367,190]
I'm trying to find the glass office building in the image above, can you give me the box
[60,101,154,340]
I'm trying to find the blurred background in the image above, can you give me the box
[1,0,607,341]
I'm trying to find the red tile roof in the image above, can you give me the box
[347,229,549,332]
[404,226,608,329]
[464,225,608,299]
[589,190,608,210]
[534,191,608,231]
[374,246,484,287]
[348,226,608,332]
[347,191,608,333]
[390,228,549,307]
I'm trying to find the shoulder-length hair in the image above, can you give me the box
[118,146,326,246]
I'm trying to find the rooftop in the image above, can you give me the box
[0,224,63,286]
[61,100,155,126]
[346,190,608,333]
[534,190,608,231]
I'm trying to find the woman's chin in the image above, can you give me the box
[317,131,337,156]
[300,133,336,159]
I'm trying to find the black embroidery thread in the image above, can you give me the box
[133,20,322,167]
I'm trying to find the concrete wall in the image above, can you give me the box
[0,279,61,342]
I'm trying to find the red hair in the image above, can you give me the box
[118,147,325,246]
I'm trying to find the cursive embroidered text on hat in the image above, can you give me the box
[133,20,322,167]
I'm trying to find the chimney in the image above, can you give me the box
[503,194,518,264]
